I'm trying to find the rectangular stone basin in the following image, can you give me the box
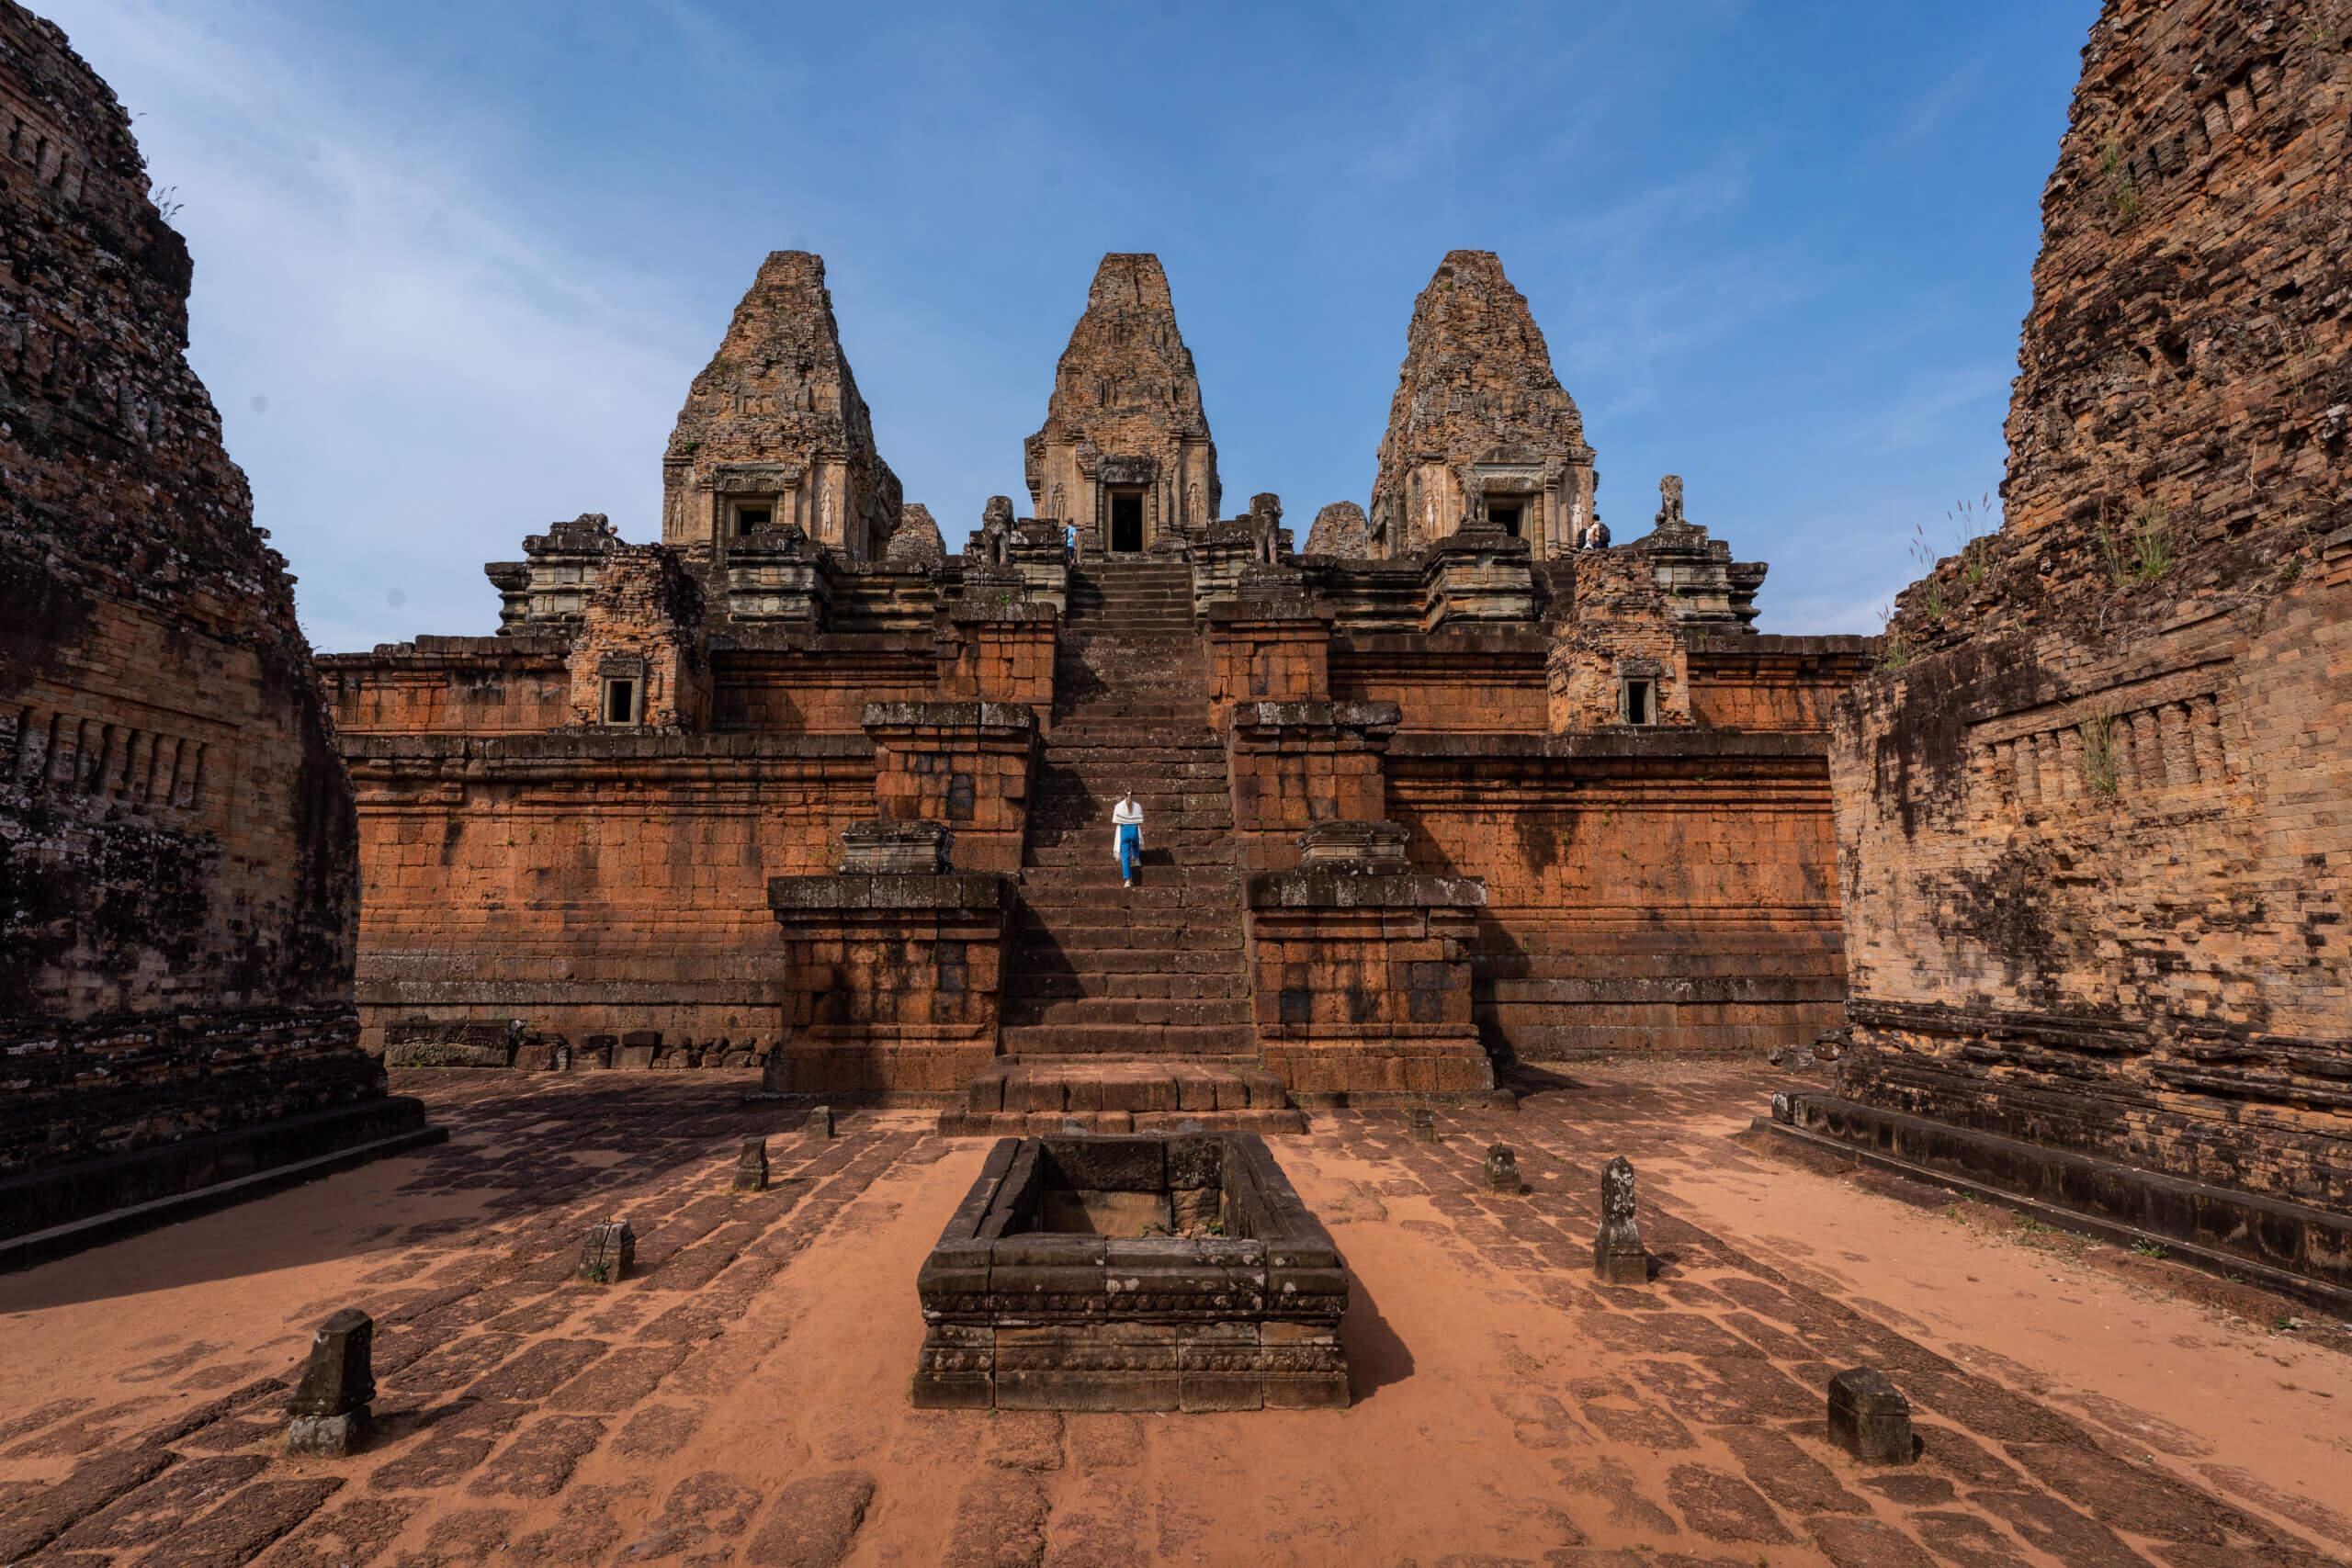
[913,1133,1350,1411]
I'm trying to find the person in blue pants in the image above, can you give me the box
[1112,789,1145,888]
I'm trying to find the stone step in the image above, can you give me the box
[939,1108,1303,1135]
[949,1055,1292,1122]
[1001,996,1253,1027]
[1001,1023,1261,1055]
[1013,931,1248,961]
[1016,970,1250,1000]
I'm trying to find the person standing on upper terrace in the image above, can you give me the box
[1113,790,1145,888]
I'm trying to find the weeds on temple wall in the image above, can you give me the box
[2080,711,2121,796]
[2098,501,2174,588]
[1873,609,1913,673]
[1904,495,1999,613]
[2099,138,2141,222]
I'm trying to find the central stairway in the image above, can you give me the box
[944,559,1301,1133]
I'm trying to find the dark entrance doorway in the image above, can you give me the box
[1109,490,1145,552]
[1489,503,1522,538]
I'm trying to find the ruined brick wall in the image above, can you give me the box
[1687,638,1873,731]
[1025,254,1219,547]
[562,543,710,729]
[1832,0,2352,1227]
[0,5,413,1206]
[321,641,572,735]
[661,251,902,562]
[1368,251,1599,559]
[1545,549,1694,730]
[713,640,942,733]
[344,733,873,1055]
[1226,704,1396,873]
[1329,633,1549,734]
[1390,737,1846,1060]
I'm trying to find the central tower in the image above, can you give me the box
[1024,253,1220,554]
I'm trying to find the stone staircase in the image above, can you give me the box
[944,560,1299,1134]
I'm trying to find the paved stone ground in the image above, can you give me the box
[1,1067,2346,1566]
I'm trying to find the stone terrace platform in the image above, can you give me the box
[0,1067,2346,1565]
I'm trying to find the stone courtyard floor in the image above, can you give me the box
[3,1066,2349,1567]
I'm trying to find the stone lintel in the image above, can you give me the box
[862,701,1039,735]
[1247,869,1487,910]
[838,818,953,874]
[1204,601,1334,631]
[1295,818,1409,867]
[1227,700,1400,738]
[767,872,1012,916]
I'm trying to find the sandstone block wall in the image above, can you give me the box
[344,733,873,1055]
[1391,735,1846,1061]
[1,4,423,1236]
[1827,0,2351,1271]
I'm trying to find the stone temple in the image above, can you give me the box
[320,241,1869,1124]
[6,0,2352,1558]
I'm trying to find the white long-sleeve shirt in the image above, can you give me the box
[1111,797,1144,861]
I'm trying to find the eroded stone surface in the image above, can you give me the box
[1815,0,2352,1297]
[0,2,425,1249]
[1367,250,1598,558]
[0,1067,2331,1566]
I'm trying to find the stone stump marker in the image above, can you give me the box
[734,1136,769,1192]
[1827,1368,1916,1463]
[1409,1108,1438,1144]
[1593,1156,1646,1284]
[286,1308,374,1456]
[761,1049,790,1096]
[804,1105,835,1141]
[578,1220,636,1284]
[1484,1145,1521,1194]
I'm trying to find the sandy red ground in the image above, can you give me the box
[1,1065,2346,1565]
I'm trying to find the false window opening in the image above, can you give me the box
[1109,489,1146,553]
[1622,679,1653,727]
[603,677,639,726]
[1489,504,1522,538]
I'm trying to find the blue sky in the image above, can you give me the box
[45,0,2098,650]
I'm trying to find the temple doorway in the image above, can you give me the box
[1108,489,1145,552]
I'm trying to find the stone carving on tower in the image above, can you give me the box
[1368,250,1599,560]
[661,250,903,564]
[1023,253,1220,555]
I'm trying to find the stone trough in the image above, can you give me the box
[912,1133,1350,1411]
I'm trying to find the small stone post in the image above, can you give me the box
[1484,1145,1521,1194]
[733,1136,769,1192]
[804,1105,834,1141]
[1827,1369,1916,1463]
[578,1219,636,1284]
[1593,1156,1646,1284]
[1409,1108,1439,1144]
[286,1308,374,1456]
[761,1049,790,1097]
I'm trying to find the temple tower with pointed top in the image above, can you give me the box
[661,250,902,563]
[1024,253,1220,554]
[1368,250,1598,560]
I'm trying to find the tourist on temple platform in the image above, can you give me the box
[1113,790,1145,888]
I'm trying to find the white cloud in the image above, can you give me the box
[40,0,703,653]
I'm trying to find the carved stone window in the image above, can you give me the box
[597,654,648,726]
